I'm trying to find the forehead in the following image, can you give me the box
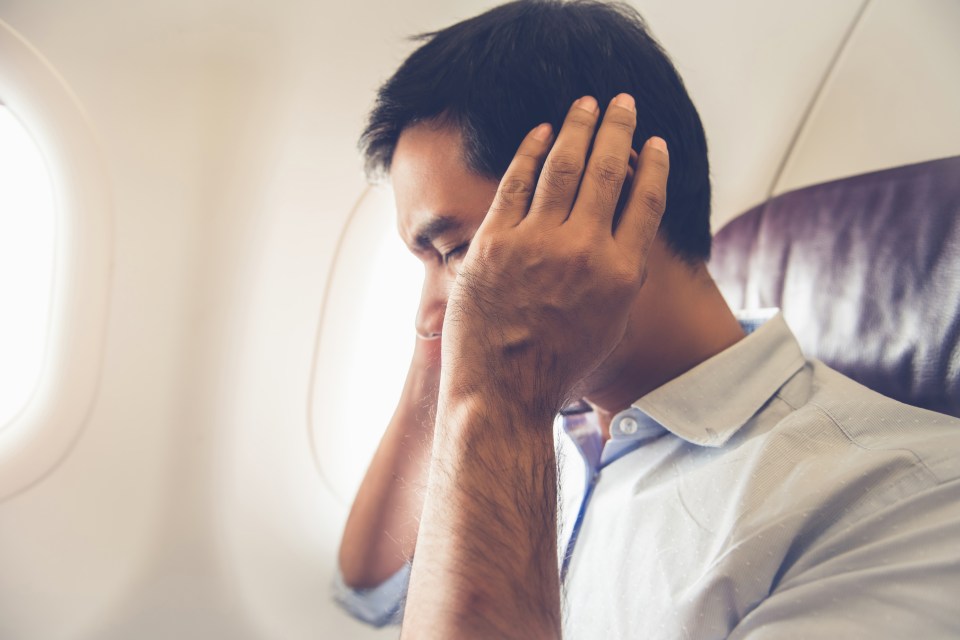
[391,122,499,245]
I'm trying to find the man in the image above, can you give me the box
[335,1,960,638]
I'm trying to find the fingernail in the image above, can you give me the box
[647,136,668,154]
[612,93,635,111]
[532,123,552,141]
[575,96,599,114]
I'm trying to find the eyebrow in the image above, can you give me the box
[412,215,464,250]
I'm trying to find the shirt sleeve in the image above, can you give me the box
[727,477,960,639]
[331,561,410,627]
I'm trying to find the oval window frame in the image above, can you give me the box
[0,19,113,501]
[307,184,423,507]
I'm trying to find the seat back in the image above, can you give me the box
[709,156,960,417]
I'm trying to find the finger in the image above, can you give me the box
[524,96,600,225]
[615,136,669,257]
[484,123,555,230]
[569,93,636,231]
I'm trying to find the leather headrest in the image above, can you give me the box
[710,156,960,418]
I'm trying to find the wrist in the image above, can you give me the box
[435,388,556,447]
[409,387,560,638]
[439,337,569,422]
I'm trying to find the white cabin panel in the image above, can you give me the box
[0,0,955,638]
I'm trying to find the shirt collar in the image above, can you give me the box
[628,311,806,448]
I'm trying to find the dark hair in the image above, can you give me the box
[360,0,712,261]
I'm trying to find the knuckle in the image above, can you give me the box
[492,193,519,213]
[638,186,667,214]
[566,111,597,130]
[604,112,637,134]
[500,177,535,199]
[543,172,571,194]
[570,248,594,273]
[590,155,627,206]
[543,154,584,190]
[547,154,585,178]
[530,191,569,215]
[593,154,626,185]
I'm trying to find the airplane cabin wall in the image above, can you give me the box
[0,1,956,639]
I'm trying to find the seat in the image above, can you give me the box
[709,156,960,418]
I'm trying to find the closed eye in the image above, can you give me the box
[442,243,469,265]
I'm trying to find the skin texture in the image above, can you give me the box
[338,96,747,628]
[398,95,715,639]
[337,335,439,588]
[387,120,745,434]
[337,122,499,589]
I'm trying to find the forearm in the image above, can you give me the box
[402,395,561,639]
[338,368,435,588]
[392,96,664,638]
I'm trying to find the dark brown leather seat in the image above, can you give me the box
[709,156,960,418]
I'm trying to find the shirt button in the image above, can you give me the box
[619,416,639,435]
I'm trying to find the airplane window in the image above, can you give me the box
[0,21,111,499]
[310,185,422,505]
[0,103,56,429]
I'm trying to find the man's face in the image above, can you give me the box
[391,122,499,340]
[390,120,672,403]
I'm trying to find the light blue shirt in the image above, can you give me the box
[335,312,960,637]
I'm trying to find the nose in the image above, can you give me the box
[415,271,447,339]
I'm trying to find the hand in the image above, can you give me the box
[337,332,442,589]
[404,333,442,421]
[440,94,669,421]
[411,331,442,392]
